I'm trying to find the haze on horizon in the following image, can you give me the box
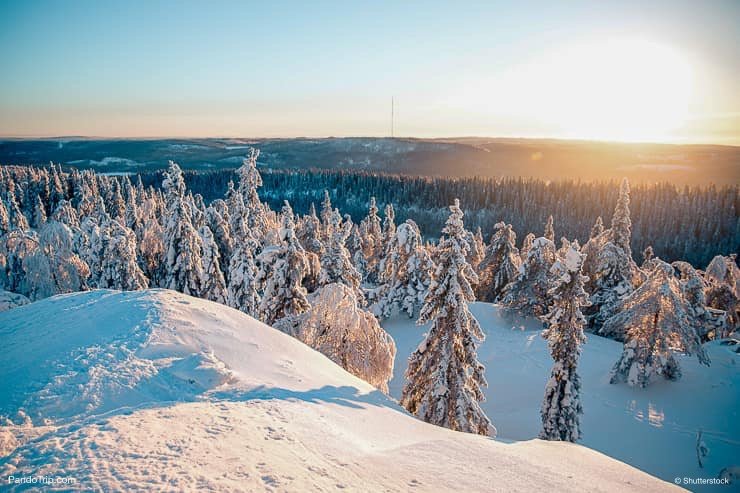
[1,1,739,145]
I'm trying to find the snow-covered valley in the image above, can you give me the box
[386,304,740,492]
[0,289,684,492]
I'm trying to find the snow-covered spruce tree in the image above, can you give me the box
[477,222,520,303]
[319,189,333,242]
[0,230,40,295]
[135,193,166,286]
[520,232,535,263]
[24,221,90,300]
[465,227,485,274]
[705,254,739,296]
[258,201,311,326]
[358,197,384,283]
[276,282,396,393]
[226,215,261,316]
[33,194,47,228]
[162,161,205,296]
[705,284,738,337]
[502,237,557,320]
[401,199,494,437]
[6,190,29,231]
[198,225,228,304]
[540,243,589,443]
[611,178,632,259]
[319,209,364,302]
[236,148,268,240]
[97,219,149,291]
[606,260,710,387]
[590,216,604,239]
[382,203,396,252]
[642,245,655,269]
[374,220,434,319]
[350,225,368,283]
[587,242,638,330]
[544,215,555,243]
[0,198,9,236]
[295,203,323,257]
[205,200,233,264]
[51,199,80,231]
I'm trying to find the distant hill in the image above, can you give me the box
[1,137,738,185]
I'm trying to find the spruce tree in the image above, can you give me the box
[502,237,557,319]
[259,201,311,325]
[607,260,710,387]
[162,161,205,296]
[544,215,555,242]
[540,243,589,442]
[477,222,520,303]
[199,225,228,304]
[611,178,632,259]
[401,199,494,436]
[374,220,434,319]
[319,209,363,302]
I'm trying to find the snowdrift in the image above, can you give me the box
[0,289,679,491]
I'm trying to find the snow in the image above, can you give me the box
[386,303,740,492]
[0,289,679,491]
[0,290,29,312]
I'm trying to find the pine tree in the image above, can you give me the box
[477,222,520,303]
[374,219,435,319]
[401,199,494,437]
[540,243,589,443]
[259,201,311,325]
[607,260,710,387]
[502,237,557,319]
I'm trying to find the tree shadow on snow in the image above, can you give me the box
[210,385,392,410]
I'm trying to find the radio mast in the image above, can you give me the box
[391,96,395,138]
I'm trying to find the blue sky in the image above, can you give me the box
[1,0,738,143]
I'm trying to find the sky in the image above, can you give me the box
[1,0,739,144]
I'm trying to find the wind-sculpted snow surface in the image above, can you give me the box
[0,290,680,491]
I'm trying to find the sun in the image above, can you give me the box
[450,38,695,142]
[546,39,694,142]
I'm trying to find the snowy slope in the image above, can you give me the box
[386,303,740,492]
[0,290,679,492]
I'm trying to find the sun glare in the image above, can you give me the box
[454,39,695,142]
[550,40,694,142]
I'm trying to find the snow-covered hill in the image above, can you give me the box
[386,304,740,492]
[0,290,678,492]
